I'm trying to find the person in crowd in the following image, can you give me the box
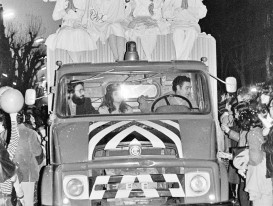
[13,110,44,206]
[220,101,251,206]
[218,95,240,202]
[99,83,133,114]
[0,111,7,147]
[138,75,197,113]
[162,0,207,60]
[0,113,24,206]
[46,0,98,61]
[65,80,98,115]
[260,98,273,194]
[124,0,169,61]
[87,0,127,61]
[238,109,272,206]
[237,86,257,103]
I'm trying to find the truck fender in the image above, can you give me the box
[219,161,229,201]
[40,165,53,206]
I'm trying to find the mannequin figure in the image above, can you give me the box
[46,0,97,60]
[87,0,126,61]
[125,0,169,60]
[162,0,207,60]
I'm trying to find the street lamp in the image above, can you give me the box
[34,37,45,44]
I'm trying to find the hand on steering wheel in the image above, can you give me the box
[151,94,192,112]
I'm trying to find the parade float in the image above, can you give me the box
[27,0,237,205]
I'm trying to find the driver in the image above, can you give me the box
[138,75,197,113]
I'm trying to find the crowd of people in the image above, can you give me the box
[0,105,48,206]
[218,84,273,206]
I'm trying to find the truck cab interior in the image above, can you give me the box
[58,70,210,117]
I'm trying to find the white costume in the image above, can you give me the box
[125,0,169,60]
[162,0,207,60]
[87,0,126,43]
[46,0,97,52]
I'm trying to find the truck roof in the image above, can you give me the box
[57,60,208,76]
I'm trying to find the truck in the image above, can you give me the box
[27,32,236,206]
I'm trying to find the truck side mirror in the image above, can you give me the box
[225,77,237,93]
[25,89,36,105]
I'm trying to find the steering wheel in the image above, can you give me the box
[151,94,193,112]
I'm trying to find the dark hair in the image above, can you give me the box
[234,101,249,113]
[16,110,25,124]
[237,87,250,97]
[67,80,84,94]
[172,76,191,92]
[268,98,273,110]
[0,110,6,129]
[238,108,261,131]
[100,84,129,113]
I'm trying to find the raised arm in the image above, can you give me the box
[186,0,207,20]
[7,113,19,160]
[53,0,69,21]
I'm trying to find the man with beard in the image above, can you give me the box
[67,81,98,115]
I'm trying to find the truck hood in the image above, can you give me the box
[52,118,215,164]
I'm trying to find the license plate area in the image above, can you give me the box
[101,182,179,190]
[90,174,185,200]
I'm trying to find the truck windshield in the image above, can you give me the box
[58,70,210,117]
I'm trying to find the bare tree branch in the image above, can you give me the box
[4,14,46,93]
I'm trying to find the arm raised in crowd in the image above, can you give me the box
[221,124,240,142]
[7,113,19,160]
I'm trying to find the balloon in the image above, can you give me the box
[0,86,13,97]
[0,89,24,114]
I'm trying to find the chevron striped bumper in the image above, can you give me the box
[89,174,185,200]
[173,201,235,206]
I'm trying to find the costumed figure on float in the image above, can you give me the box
[87,0,127,61]
[124,0,169,61]
[162,0,207,60]
[46,0,98,62]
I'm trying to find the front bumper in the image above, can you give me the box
[176,200,235,206]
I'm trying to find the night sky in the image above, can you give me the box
[1,0,60,38]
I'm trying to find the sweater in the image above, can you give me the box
[247,127,264,166]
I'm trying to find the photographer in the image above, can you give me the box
[220,87,256,206]
[239,109,272,206]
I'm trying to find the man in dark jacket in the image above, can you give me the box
[66,80,98,115]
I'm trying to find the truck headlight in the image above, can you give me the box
[63,175,89,199]
[66,178,84,196]
[185,172,210,197]
[190,175,207,193]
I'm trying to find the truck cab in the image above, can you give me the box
[39,59,233,206]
